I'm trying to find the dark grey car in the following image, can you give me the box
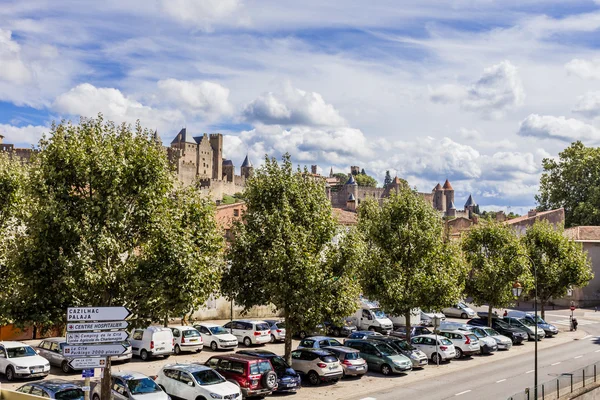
[16,380,84,400]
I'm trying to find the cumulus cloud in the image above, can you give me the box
[518,114,600,143]
[430,61,525,118]
[0,29,32,85]
[0,123,48,146]
[243,85,347,127]
[573,91,600,118]
[159,0,242,31]
[157,79,232,119]
[565,59,600,80]
[53,83,184,132]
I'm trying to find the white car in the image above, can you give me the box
[264,319,286,343]
[156,363,241,400]
[442,302,477,319]
[92,371,169,400]
[222,320,271,346]
[169,326,203,355]
[130,327,174,361]
[291,348,343,385]
[437,330,480,358]
[0,341,50,381]
[410,334,456,363]
[420,311,445,326]
[194,323,238,351]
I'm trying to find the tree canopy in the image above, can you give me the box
[222,154,363,364]
[383,170,392,188]
[358,187,466,341]
[354,173,378,187]
[536,141,600,227]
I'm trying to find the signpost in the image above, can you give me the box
[82,369,95,378]
[432,316,442,367]
[67,331,129,345]
[64,344,129,357]
[67,321,129,332]
[67,307,131,322]
[68,358,107,370]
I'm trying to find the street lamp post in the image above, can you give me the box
[512,254,538,400]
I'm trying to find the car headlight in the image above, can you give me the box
[15,366,28,370]
[210,394,223,399]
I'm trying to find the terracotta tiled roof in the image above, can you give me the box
[434,183,442,190]
[332,208,357,226]
[503,208,564,226]
[564,226,600,241]
[443,179,453,190]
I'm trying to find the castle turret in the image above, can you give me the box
[209,133,223,180]
[222,159,234,182]
[350,166,360,176]
[345,174,358,206]
[241,154,253,179]
[443,179,454,213]
[447,200,456,217]
[464,194,477,218]
[346,193,356,211]
[433,182,446,212]
[329,167,333,177]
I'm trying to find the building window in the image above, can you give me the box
[233,209,239,217]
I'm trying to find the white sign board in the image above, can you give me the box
[67,307,131,322]
[67,331,129,345]
[67,321,129,332]
[64,344,128,357]
[68,357,107,370]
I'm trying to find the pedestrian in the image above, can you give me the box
[573,318,578,331]
[503,310,508,317]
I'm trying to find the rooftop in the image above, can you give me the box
[443,179,453,190]
[564,226,600,241]
[332,208,358,226]
[503,208,564,226]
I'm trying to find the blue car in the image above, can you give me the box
[507,311,559,337]
[297,336,344,349]
[236,349,301,393]
[345,331,383,342]
[16,380,84,400]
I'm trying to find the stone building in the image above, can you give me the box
[0,134,35,162]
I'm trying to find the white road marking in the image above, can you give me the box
[574,355,583,359]
[551,362,561,366]
[582,334,593,340]
[455,390,472,396]
[526,369,535,374]
[496,379,507,383]
[360,398,377,400]
[549,318,597,326]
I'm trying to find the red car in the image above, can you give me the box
[205,354,277,398]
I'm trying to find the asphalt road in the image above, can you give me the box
[352,308,600,400]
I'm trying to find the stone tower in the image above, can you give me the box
[464,194,477,218]
[241,155,253,179]
[222,159,234,182]
[209,134,223,180]
[345,174,358,204]
[432,183,446,213]
[443,179,454,212]
[346,193,356,211]
[350,166,360,176]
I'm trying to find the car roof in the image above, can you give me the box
[232,319,267,324]
[236,350,277,358]
[209,354,267,362]
[24,380,80,391]
[113,371,149,380]
[304,336,336,341]
[169,325,198,330]
[412,334,442,339]
[298,348,334,356]
[439,329,466,334]
[135,326,171,332]
[0,341,33,348]
[322,346,358,353]
[195,322,219,327]
[39,337,66,343]
[164,363,211,373]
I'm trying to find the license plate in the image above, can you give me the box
[190,339,198,342]
[355,366,364,370]
[156,347,164,351]
[288,383,297,387]
[329,366,337,370]
[420,360,427,364]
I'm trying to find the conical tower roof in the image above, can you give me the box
[443,179,453,190]
[241,155,253,168]
[434,183,442,190]
[449,201,456,210]
[346,175,357,185]
[348,193,356,201]
[464,194,477,207]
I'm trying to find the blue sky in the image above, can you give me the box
[2,0,600,214]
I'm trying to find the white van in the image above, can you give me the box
[388,309,421,328]
[348,299,394,334]
[130,327,174,361]
[169,326,203,355]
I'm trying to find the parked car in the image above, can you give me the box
[390,326,432,340]
[236,349,301,393]
[410,335,456,363]
[322,346,367,378]
[290,349,343,385]
[205,354,277,397]
[37,337,131,373]
[297,336,344,349]
[129,327,174,361]
[467,318,527,345]
[344,339,412,375]
[263,320,286,343]
[169,326,203,355]
[471,326,512,350]
[324,321,357,337]
[442,303,477,319]
[194,323,238,351]
[0,341,50,381]
[503,317,546,341]
[462,327,498,354]
[420,310,446,326]
[156,363,241,400]
[93,371,169,400]
[294,325,326,340]
[17,380,84,400]
[345,331,383,342]
[507,311,559,337]
[437,330,480,359]
[222,320,271,347]
[368,336,429,368]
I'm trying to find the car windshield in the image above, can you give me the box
[471,329,484,338]
[183,329,200,338]
[127,378,161,395]
[520,319,535,327]
[250,361,273,375]
[484,328,500,336]
[467,334,478,342]
[276,322,286,329]
[208,326,229,335]
[192,370,226,386]
[440,338,453,346]
[6,346,36,358]
[256,323,270,331]
[373,310,386,318]
[373,343,396,356]
[457,302,467,309]
[393,340,412,351]
[344,352,360,360]
[271,356,290,369]
[55,389,85,400]
[328,339,343,346]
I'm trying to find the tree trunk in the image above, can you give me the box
[100,358,112,400]
[283,310,293,366]
[405,311,412,343]
[488,304,493,327]
[540,302,545,321]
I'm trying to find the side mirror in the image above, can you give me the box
[187,381,194,387]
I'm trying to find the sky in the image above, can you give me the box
[2,0,600,214]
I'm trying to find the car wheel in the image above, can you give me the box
[5,366,15,381]
[333,328,341,337]
[262,370,277,389]
[461,313,468,319]
[431,353,441,364]
[307,371,320,386]
[93,394,100,400]
[195,397,207,400]
[163,354,170,359]
[368,326,376,332]
[511,336,518,344]
[61,360,72,373]
[243,337,252,347]
[140,349,149,361]
[270,334,276,343]
[211,341,218,351]
[380,364,391,376]
[174,345,181,355]
[454,348,463,359]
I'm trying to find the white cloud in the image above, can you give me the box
[428,84,467,104]
[573,91,600,118]
[159,0,242,31]
[565,59,600,80]
[518,114,600,143]
[53,83,184,132]
[157,79,232,119]
[243,84,347,127]
[0,123,48,145]
[0,29,32,85]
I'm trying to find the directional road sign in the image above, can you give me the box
[68,357,107,370]
[67,331,129,345]
[67,307,131,322]
[64,344,129,357]
[67,321,129,332]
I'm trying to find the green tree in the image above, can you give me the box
[222,154,363,364]
[522,220,593,319]
[462,222,528,326]
[383,170,392,188]
[537,141,600,227]
[358,189,467,342]
[333,172,349,183]
[360,168,366,175]
[354,173,378,187]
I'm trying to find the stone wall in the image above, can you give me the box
[191,296,281,321]
[198,179,246,201]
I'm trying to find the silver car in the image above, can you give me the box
[264,320,286,343]
[37,337,131,373]
[442,303,477,319]
[323,346,368,377]
[479,327,512,350]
